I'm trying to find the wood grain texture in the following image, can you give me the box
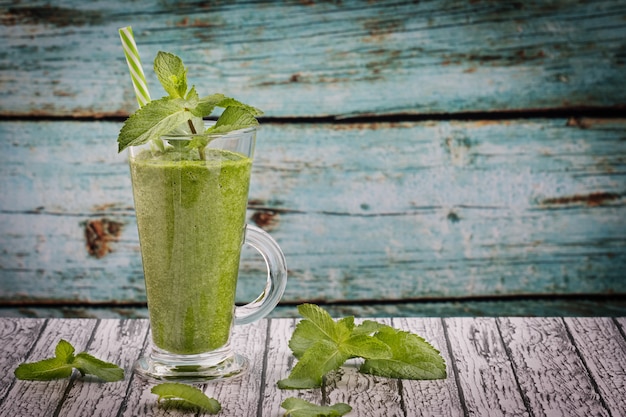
[498,317,609,417]
[323,319,404,417]
[201,321,268,417]
[260,318,324,415]
[395,317,464,417]
[0,319,96,417]
[1,119,624,311]
[1,317,625,416]
[563,317,626,416]
[1,1,625,118]
[56,319,149,417]
[0,318,45,400]
[443,317,529,416]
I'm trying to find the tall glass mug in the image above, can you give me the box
[128,124,287,381]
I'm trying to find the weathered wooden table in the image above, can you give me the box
[1,317,625,416]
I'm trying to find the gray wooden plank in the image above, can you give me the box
[498,317,609,417]
[443,317,529,416]
[56,319,149,417]
[395,317,463,417]
[1,1,625,117]
[564,317,626,416]
[260,318,323,415]
[323,319,404,417]
[1,119,625,309]
[200,321,268,417]
[118,320,268,416]
[0,319,97,417]
[0,318,46,401]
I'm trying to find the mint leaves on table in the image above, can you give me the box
[278,304,446,390]
[151,383,221,414]
[14,339,124,382]
[117,51,263,155]
[281,397,351,417]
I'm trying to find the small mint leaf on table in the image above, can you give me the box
[14,339,124,382]
[73,352,125,382]
[359,326,447,380]
[14,357,74,381]
[281,397,352,417]
[151,383,221,414]
[339,334,391,360]
[54,339,75,362]
[279,304,447,391]
[288,303,351,359]
[278,339,350,389]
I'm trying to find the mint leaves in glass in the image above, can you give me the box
[117,51,263,155]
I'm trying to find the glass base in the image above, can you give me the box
[134,345,248,383]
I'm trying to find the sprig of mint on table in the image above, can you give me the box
[14,339,124,382]
[117,51,263,157]
[278,303,447,390]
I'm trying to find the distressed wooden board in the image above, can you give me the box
[1,1,625,118]
[1,317,625,416]
[1,119,625,310]
[443,317,529,416]
[260,318,323,415]
[564,317,626,416]
[55,319,149,417]
[323,319,405,417]
[0,318,96,417]
[498,317,610,417]
[201,321,269,417]
[395,317,464,417]
[0,318,46,400]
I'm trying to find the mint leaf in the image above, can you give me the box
[281,398,352,417]
[351,320,388,337]
[340,334,391,360]
[280,304,447,391]
[208,106,260,134]
[14,357,74,381]
[214,96,263,116]
[117,97,192,151]
[118,50,263,155]
[154,51,187,98]
[54,339,75,362]
[14,339,124,382]
[359,326,447,380]
[278,339,350,389]
[288,304,351,359]
[74,352,125,382]
[151,383,221,414]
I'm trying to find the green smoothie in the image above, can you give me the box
[130,147,252,355]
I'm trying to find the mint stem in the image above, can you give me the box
[187,119,197,134]
[187,119,206,160]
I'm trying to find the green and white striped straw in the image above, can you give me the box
[118,26,151,107]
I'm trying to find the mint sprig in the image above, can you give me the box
[277,304,446,390]
[117,51,263,154]
[14,339,124,382]
[151,383,221,414]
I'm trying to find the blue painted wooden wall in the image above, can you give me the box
[1,0,625,317]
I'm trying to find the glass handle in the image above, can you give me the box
[234,224,288,325]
